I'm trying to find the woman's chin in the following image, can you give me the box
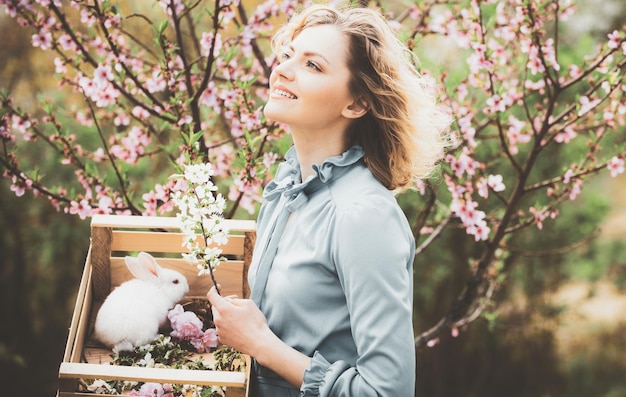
[263,105,289,125]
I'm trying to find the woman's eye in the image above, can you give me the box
[278,52,291,62]
[306,60,321,71]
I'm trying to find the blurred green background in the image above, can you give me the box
[1,1,626,396]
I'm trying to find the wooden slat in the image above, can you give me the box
[242,231,256,299]
[63,247,92,363]
[92,214,255,233]
[71,266,93,363]
[58,362,247,388]
[109,257,245,298]
[110,230,245,255]
[91,226,112,301]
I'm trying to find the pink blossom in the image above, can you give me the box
[11,115,31,134]
[487,174,505,192]
[607,30,621,49]
[608,156,625,177]
[568,64,582,79]
[57,34,77,51]
[451,195,490,241]
[77,74,97,97]
[241,108,263,131]
[3,2,17,18]
[80,8,97,26]
[54,57,67,74]
[66,199,92,220]
[94,84,120,108]
[132,106,151,120]
[104,13,121,29]
[577,96,600,117]
[477,178,489,199]
[467,221,491,241]
[563,169,574,184]
[91,148,107,162]
[159,0,185,16]
[94,195,114,215]
[177,115,192,126]
[419,226,434,235]
[135,382,164,397]
[228,178,261,215]
[167,304,219,352]
[114,113,130,127]
[415,179,426,196]
[146,70,167,93]
[507,115,531,155]
[93,64,114,86]
[142,184,170,215]
[445,175,467,199]
[10,174,29,197]
[89,36,107,57]
[263,152,278,169]
[467,43,492,75]
[526,45,544,75]
[485,94,506,113]
[200,82,221,112]
[408,4,421,20]
[190,328,219,353]
[32,30,53,50]
[603,110,615,129]
[554,125,576,143]
[529,206,546,230]
[171,315,203,339]
[456,83,468,102]
[110,126,150,164]
[541,38,560,71]
[524,79,545,92]
[494,25,516,42]
[569,179,582,200]
[200,32,223,57]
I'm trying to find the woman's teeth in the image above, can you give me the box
[275,89,297,99]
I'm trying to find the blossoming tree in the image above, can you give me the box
[0,0,624,349]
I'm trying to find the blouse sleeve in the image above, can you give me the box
[300,195,416,396]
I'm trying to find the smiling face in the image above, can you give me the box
[264,24,366,140]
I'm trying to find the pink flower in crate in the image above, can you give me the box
[190,328,219,353]
[131,382,164,396]
[168,304,203,339]
[168,304,219,352]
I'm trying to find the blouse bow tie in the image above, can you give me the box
[262,146,365,209]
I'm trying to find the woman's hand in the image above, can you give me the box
[208,285,312,387]
[206,285,271,356]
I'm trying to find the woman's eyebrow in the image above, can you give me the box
[286,44,331,65]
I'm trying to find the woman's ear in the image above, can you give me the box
[342,98,369,119]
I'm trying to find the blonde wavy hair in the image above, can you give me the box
[271,4,450,191]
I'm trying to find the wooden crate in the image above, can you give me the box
[57,214,256,397]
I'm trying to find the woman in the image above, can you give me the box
[207,4,449,396]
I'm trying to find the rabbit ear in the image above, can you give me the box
[125,252,162,281]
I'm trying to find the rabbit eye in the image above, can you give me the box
[173,279,179,284]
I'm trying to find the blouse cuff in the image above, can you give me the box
[300,351,350,396]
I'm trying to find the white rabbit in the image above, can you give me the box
[93,252,189,353]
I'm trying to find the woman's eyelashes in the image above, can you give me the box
[278,50,322,72]
[305,60,321,72]
[278,50,292,62]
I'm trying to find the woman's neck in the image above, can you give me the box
[291,130,349,182]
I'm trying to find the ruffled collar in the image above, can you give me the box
[263,145,364,210]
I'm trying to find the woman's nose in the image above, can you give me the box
[272,59,295,81]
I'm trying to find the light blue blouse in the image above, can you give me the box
[248,146,416,397]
